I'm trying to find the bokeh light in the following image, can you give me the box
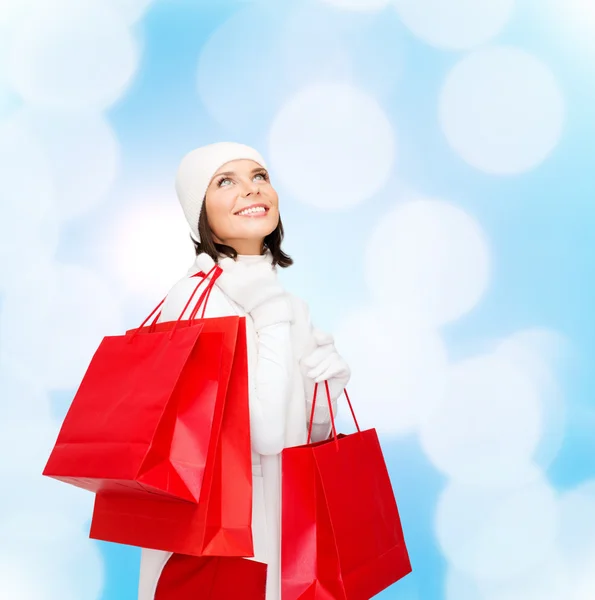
[269,83,396,210]
[0,264,123,390]
[11,107,121,220]
[364,199,490,326]
[6,0,139,110]
[394,0,516,50]
[334,307,448,434]
[440,46,565,174]
[436,474,559,581]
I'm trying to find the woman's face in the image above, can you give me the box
[204,159,279,254]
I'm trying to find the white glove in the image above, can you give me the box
[195,253,293,330]
[301,330,350,384]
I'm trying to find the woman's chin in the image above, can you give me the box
[233,216,278,238]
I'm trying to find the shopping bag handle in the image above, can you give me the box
[187,267,221,322]
[130,265,222,341]
[307,382,360,448]
[149,266,221,330]
[166,266,222,339]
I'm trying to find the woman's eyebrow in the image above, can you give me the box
[213,167,266,178]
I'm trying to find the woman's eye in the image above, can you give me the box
[218,177,232,187]
[254,172,268,182]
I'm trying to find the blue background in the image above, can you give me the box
[0,0,593,599]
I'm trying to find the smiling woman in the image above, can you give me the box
[136,142,352,600]
[194,156,293,267]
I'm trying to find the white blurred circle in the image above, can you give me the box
[197,4,402,136]
[558,482,595,570]
[318,0,391,11]
[103,195,195,302]
[495,328,569,383]
[445,569,483,600]
[0,510,104,600]
[485,556,571,600]
[447,557,571,600]
[365,199,490,326]
[574,556,595,600]
[420,352,543,487]
[269,83,395,209]
[12,108,120,221]
[0,117,59,291]
[436,475,559,581]
[0,560,46,600]
[279,10,352,89]
[3,509,89,547]
[440,46,565,174]
[333,307,448,435]
[7,0,139,110]
[0,264,123,389]
[550,0,595,55]
[0,419,60,478]
[0,471,95,528]
[445,482,595,599]
[494,328,567,472]
[105,0,155,23]
[278,4,403,102]
[0,0,41,27]
[0,422,95,525]
[0,361,52,420]
[394,0,515,50]
[196,6,282,135]
[0,1,39,91]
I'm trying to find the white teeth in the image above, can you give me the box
[237,206,266,216]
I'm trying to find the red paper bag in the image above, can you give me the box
[89,313,254,557]
[43,270,235,504]
[282,383,412,599]
[155,555,267,600]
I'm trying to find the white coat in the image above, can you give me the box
[138,253,349,600]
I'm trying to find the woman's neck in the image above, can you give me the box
[216,237,264,256]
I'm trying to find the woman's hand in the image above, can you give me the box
[301,328,351,431]
[301,330,350,384]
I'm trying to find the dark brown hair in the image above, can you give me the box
[192,201,293,268]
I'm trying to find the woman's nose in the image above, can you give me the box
[242,179,260,196]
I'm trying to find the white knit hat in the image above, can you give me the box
[175,141,267,241]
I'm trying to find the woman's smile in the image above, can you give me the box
[234,203,270,217]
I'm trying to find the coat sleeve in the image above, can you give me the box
[292,296,350,442]
[159,275,292,456]
[246,315,292,455]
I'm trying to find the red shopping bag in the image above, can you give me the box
[43,267,233,504]
[282,382,412,599]
[154,555,266,599]
[89,310,254,557]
